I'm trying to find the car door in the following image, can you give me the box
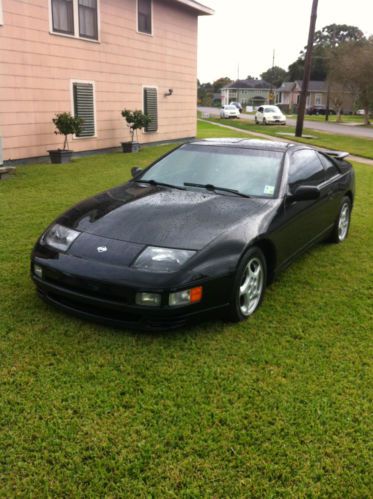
[317,152,343,225]
[274,149,330,264]
[256,107,263,121]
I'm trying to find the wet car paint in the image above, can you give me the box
[31,139,355,330]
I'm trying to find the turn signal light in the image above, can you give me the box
[169,286,203,306]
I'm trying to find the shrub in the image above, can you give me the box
[121,109,151,143]
[52,112,84,150]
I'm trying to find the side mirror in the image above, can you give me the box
[291,185,320,201]
[131,166,143,178]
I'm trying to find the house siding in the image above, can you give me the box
[0,0,200,161]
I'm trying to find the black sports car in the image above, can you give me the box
[31,139,355,330]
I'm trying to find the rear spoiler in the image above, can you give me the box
[324,150,350,160]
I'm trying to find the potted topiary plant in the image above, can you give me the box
[121,109,151,153]
[48,112,83,164]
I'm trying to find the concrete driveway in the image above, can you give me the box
[198,107,373,139]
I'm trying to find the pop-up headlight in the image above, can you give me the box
[133,246,195,273]
[43,224,80,252]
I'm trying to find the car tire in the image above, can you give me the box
[255,117,258,124]
[228,247,267,322]
[263,118,267,125]
[329,196,352,244]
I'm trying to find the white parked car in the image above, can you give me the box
[220,105,240,119]
[255,105,286,125]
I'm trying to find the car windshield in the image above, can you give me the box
[264,106,281,113]
[226,105,237,110]
[139,144,284,198]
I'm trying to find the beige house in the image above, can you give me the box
[221,79,272,107]
[276,80,355,114]
[0,0,212,163]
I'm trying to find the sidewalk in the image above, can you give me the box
[198,119,373,166]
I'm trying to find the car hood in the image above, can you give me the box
[58,183,271,251]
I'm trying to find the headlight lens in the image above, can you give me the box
[133,246,196,273]
[43,223,80,252]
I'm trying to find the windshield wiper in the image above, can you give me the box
[135,179,185,190]
[184,182,250,198]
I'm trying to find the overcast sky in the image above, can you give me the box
[197,0,373,83]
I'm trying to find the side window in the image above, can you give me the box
[288,150,325,190]
[318,153,339,180]
[143,87,158,132]
[138,0,152,35]
[73,82,95,137]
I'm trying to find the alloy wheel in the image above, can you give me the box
[239,257,264,316]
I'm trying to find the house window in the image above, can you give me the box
[51,0,99,40]
[78,0,98,39]
[315,93,322,105]
[0,0,4,25]
[138,0,152,35]
[72,82,95,137]
[51,0,74,35]
[143,87,158,132]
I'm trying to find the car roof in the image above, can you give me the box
[188,138,298,152]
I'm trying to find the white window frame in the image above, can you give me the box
[136,0,153,37]
[70,79,97,140]
[0,0,4,26]
[315,93,322,105]
[49,0,101,43]
[142,85,158,134]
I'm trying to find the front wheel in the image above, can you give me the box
[228,247,267,322]
[329,196,351,243]
[263,118,267,125]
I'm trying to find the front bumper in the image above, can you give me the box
[31,255,233,330]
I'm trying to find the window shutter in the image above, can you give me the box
[73,83,95,137]
[144,88,158,132]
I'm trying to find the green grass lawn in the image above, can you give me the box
[286,114,369,124]
[208,118,373,159]
[1,125,372,496]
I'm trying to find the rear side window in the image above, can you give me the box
[318,153,339,180]
[288,150,325,189]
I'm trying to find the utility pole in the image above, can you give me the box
[295,0,319,137]
[269,49,275,104]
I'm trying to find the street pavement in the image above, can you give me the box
[198,107,373,139]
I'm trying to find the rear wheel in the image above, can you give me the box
[329,196,351,243]
[228,247,267,322]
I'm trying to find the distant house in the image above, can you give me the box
[276,81,355,114]
[221,79,272,107]
[0,0,213,163]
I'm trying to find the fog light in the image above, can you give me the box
[135,292,161,307]
[34,264,43,279]
[169,286,203,306]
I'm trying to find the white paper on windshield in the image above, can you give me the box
[264,185,275,195]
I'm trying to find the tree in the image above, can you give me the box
[312,23,364,49]
[121,109,151,143]
[287,24,365,82]
[260,66,287,88]
[212,77,232,93]
[52,112,83,150]
[328,39,373,125]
